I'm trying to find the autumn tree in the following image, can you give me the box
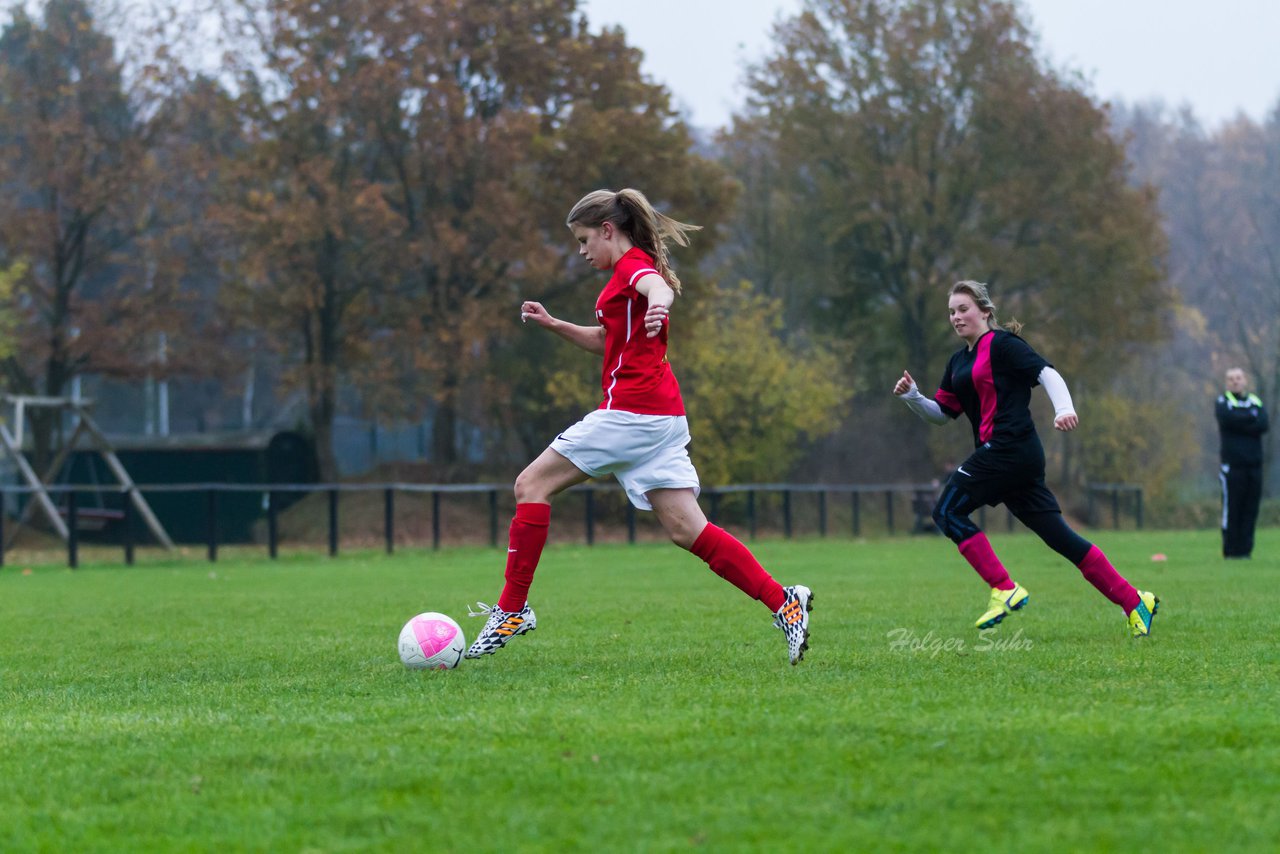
[215,0,737,477]
[135,74,278,433]
[213,0,415,478]
[367,4,738,468]
[674,283,851,484]
[1119,101,1280,492]
[0,0,174,466]
[722,0,1170,484]
[1181,115,1280,476]
[0,261,25,364]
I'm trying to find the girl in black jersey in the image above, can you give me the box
[893,280,1159,638]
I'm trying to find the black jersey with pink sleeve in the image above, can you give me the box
[934,330,1051,448]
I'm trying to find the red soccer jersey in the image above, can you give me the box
[594,246,685,415]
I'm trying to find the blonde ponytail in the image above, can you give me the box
[566,189,701,293]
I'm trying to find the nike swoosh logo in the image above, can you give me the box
[957,466,972,476]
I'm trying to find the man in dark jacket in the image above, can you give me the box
[1217,367,1269,558]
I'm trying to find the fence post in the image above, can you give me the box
[748,491,757,540]
[267,490,278,559]
[122,496,135,566]
[783,490,793,538]
[885,490,894,535]
[852,491,861,537]
[1112,488,1120,529]
[328,489,339,556]
[1136,488,1144,530]
[207,489,218,563]
[384,488,395,554]
[818,491,827,538]
[67,490,79,569]
[709,491,721,524]
[432,492,440,550]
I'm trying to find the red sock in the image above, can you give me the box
[958,532,1016,590]
[497,503,551,613]
[690,523,787,612]
[1077,545,1141,612]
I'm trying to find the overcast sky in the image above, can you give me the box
[578,0,1280,131]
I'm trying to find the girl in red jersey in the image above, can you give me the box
[464,189,813,664]
[893,280,1159,638]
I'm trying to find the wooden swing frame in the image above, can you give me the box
[0,394,174,550]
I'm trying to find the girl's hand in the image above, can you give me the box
[644,303,669,338]
[1053,412,1079,432]
[520,301,555,328]
[893,370,916,396]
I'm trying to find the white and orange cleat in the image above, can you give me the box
[773,585,813,665]
[463,602,536,659]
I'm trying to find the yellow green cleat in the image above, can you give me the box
[975,584,1029,630]
[1127,590,1160,638]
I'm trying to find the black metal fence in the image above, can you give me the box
[0,480,1142,568]
[1085,482,1144,529]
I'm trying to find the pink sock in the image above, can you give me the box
[1077,545,1141,612]
[497,503,551,613]
[690,523,787,612]
[958,532,1016,590]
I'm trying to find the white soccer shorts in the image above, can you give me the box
[549,409,700,510]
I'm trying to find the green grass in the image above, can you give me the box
[2,528,1277,852]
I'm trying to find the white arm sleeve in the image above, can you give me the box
[899,383,949,425]
[1039,367,1076,416]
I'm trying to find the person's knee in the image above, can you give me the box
[930,502,948,531]
[513,468,548,504]
[933,500,978,544]
[650,494,705,549]
[658,510,703,549]
[668,526,699,550]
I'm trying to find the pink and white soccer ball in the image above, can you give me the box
[398,612,466,670]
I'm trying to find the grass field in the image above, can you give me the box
[2,527,1277,852]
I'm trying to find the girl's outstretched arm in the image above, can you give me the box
[893,370,949,425]
[521,300,606,355]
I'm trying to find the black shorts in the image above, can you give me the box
[946,439,1060,516]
